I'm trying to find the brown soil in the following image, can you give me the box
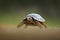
[0,24,60,40]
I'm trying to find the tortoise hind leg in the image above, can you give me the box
[40,22,47,28]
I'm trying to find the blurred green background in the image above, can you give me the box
[0,0,60,27]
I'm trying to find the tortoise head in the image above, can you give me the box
[26,16,33,22]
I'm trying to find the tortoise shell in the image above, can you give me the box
[24,13,45,22]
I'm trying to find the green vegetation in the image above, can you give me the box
[0,12,60,27]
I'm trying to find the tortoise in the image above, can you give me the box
[17,13,47,28]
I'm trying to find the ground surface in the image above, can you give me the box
[0,24,60,40]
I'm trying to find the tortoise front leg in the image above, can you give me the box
[17,21,24,28]
[24,24,28,28]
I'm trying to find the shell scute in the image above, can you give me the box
[25,13,45,22]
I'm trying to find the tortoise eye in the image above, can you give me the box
[27,17,32,20]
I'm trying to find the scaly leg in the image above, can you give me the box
[17,21,24,28]
[40,22,47,28]
[36,21,43,28]
[24,24,28,28]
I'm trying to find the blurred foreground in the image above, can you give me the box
[0,24,60,40]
